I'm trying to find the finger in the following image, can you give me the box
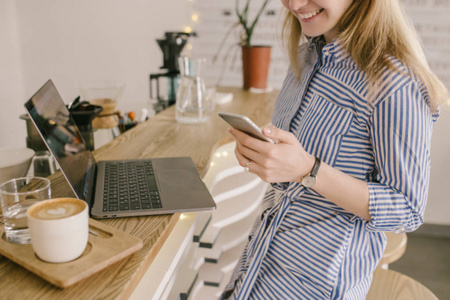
[243,159,255,173]
[236,140,267,167]
[262,126,294,144]
[230,127,267,150]
[235,145,252,167]
[243,161,268,181]
[243,160,254,173]
[232,128,272,164]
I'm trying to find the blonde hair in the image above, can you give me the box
[281,0,448,111]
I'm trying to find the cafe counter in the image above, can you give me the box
[0,87,278,299]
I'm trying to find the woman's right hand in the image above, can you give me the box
[229,125,315,183]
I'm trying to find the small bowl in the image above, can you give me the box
[0,147,35,184]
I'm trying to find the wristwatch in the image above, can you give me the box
[301,156,321,188]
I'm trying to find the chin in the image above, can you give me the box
[302,31,324,39]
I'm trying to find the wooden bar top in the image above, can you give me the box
[0,87,278,300]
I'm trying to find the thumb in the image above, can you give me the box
[262,125,294,144]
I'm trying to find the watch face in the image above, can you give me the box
[301,176,316,188]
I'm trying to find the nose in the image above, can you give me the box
[287,0,309,11]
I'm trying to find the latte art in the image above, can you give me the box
[29,198,86,220]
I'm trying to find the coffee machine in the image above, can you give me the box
[149,31,196,113]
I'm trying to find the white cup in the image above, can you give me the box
[27,198,89,263]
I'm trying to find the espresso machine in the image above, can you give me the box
[149,31,196,113]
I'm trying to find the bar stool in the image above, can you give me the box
[367,268,438,300]
[379,231,408,269]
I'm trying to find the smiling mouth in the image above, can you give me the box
[298,8,324,20]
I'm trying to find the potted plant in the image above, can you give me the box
[236,0,272,90]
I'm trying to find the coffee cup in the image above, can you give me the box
[27,198,89,263]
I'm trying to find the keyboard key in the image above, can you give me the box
[120,205,130,211]
[104,161,163,212]
[131,203,141,210]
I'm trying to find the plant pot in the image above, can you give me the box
[241,45,271,90]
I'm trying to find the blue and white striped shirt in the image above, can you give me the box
[223,37,438,299]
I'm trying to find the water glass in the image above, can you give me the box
[0,177,51,244]
[175,56,215,124]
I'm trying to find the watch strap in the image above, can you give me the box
[310,156,321,177]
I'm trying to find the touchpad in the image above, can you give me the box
[156,170,206,192]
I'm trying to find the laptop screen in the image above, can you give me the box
[24,80,96,201]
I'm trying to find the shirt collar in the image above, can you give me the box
[308,36,349,63]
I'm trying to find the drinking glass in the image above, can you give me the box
[0,177,51,244]
[175,56,215,124]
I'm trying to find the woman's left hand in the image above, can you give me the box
[229,125,315,183]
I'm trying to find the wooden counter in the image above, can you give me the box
[0,87,278,300]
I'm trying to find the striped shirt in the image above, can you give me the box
[223,37,438,299]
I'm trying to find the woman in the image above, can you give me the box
[223,0,448,299]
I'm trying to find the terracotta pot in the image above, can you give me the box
[241,46,272,90]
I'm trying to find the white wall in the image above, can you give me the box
[0,0,448,226]
[0,0,191,149]
[403,0,450,226]
[427,108,450,225]
[0,0,26,148]
[193,0,287,89]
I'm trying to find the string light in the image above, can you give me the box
[182,0,197,54]
[183,0,198,32]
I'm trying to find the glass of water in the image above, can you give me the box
[0,177,51,244]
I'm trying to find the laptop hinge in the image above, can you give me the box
[84,162,97,216]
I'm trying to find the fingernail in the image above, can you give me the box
[264,128,271,135]
[228,127,232,133]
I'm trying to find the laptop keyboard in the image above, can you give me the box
[102,161,162,212]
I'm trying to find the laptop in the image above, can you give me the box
[25,79,216,219]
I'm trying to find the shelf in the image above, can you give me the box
[197,208,260,261]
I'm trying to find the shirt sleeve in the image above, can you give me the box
[365,81,438,233]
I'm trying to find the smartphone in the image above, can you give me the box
[218,111,275,144]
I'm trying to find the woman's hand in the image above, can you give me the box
[229,125,315,183]
[229,125,371,220]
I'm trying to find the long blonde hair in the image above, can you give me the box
[282,0,448,111]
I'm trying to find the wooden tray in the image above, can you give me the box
[0,218,142,288]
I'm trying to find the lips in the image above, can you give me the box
[298,8,324,20]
